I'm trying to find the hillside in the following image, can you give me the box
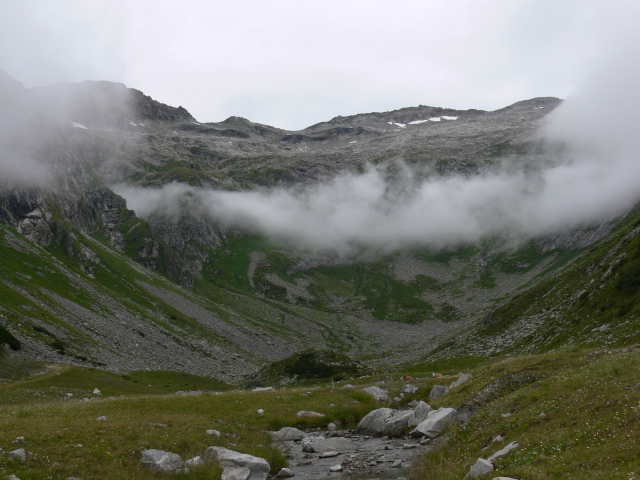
[1,71,638,384]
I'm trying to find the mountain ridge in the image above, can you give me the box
[0,71,636,384]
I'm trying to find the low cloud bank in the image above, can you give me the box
[118,32,640,254]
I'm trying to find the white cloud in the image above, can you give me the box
[2,0,638,129]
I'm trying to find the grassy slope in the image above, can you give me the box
[475,208,640,353]
[413,346,640,480]
[1,347,639,479]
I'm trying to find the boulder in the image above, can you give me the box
[381,410,414,436]
[408,401,432,427]
[207,429,221,437]
[410,407,457,438]
[270,427,307,442]
[204,446,270,480]
[488,442,519,464]
[429,385,449,399]
[8,448,26,463]
[93,388,101,395]
[141,449,184,472]
[355,408,394,435]
[96,416,107,421]
[363,386,388,402]
[465,458,493,478]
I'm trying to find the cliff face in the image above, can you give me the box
[1,73,636,381]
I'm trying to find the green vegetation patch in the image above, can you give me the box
[248,349,370,387]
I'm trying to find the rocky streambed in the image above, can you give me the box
[274,427,436,479]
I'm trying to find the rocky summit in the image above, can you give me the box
[1,70,639,384]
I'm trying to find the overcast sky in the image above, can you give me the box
[0,0,637,130]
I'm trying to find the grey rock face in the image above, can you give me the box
[141,449,184,472]
[410,407,457,438]
[363,386,389,402]
[204,446,270,480]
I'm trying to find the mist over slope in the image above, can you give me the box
[115,42,640,256]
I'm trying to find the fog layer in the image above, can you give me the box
[117,33,640,254]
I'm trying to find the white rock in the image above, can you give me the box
[276,467,295,477]
[204,446,270,480]
[381,410,413,436]
[185,456,203,467]
[410,407,457,438]
[206,429,221,437]
[429,385,449,399]
[327,422,337,431]
[93,388,101,395]
[252,387,274,392]
[8,448,26,463]
[296,410,324,418]
[141,449,184,472]
[363,386,388,402]
[449,374,470,389]
[355,408,394,435]
[401,384,419,395]
[257,409,264,415]
[302,437,352,454]
[269,427,307,442]
[488,442,519,464]
[329,465,343,472]
[408,401,432,427]
[96,416,107,421]
[341,384,355,388]
[465,458,493,478]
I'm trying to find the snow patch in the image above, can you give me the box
[71,122,88,129]
[393,122,406,128]
[349,141,357,144]
[442,116,458,120]
[408,119,429,125]
[129,122,138,127]
[429,117,441,122]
